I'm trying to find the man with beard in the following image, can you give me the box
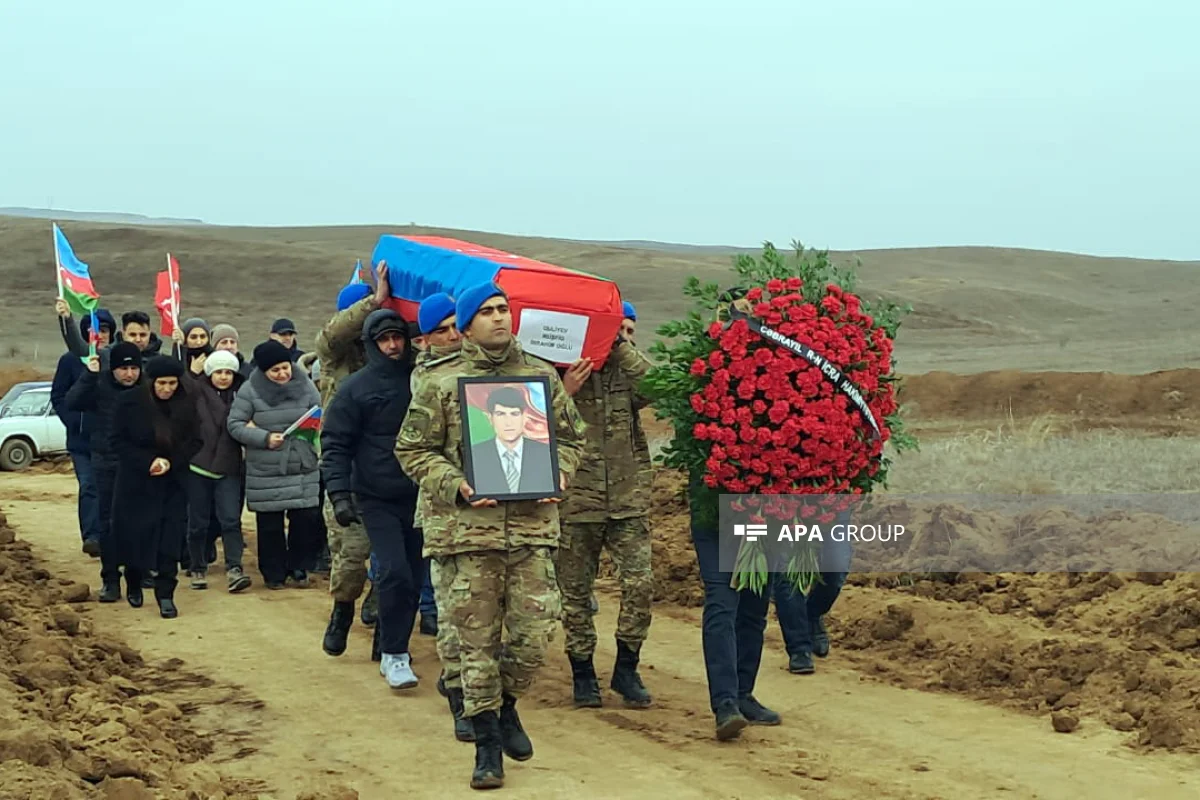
[51,306,116,557]
[65,343,145,603]
[396,282,587,790]
[321,309,421,689]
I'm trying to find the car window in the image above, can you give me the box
[4,392,51,418]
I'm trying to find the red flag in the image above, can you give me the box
[155,254,182,336]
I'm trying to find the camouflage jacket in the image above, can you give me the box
[559,340,654,522]
[410,344,461,532]
[313,296,379,424]
[395,338,587,557]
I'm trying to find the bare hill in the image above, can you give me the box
[2,215,1197,374]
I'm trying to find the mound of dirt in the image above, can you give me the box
[898,368,1200,423]
[0,507,265,799]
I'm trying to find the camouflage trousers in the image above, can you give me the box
[443,546,561,717]
[325,501,370,603]
[430,556,462,689]
[556,517,653,659]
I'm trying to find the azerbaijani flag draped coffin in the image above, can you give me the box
[372,235,624,368]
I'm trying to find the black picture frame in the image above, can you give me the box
[457,375,561,502]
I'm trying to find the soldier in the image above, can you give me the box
[557,299,655,709]
[396,282,586,790]
[318,263,392,658]
[410,293,472,741]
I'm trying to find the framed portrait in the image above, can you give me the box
[458,375,561,502]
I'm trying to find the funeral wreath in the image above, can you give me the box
[643,242,918,594]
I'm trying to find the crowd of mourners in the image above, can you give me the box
[49,263,849,791]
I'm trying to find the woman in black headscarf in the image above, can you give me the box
[109,356,201,618]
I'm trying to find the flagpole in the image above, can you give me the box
[52,223,63,299]
[167,252,179,329]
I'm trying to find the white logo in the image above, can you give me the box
[733,523,768,542]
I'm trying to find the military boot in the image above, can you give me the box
[470,711,504,790]
[498,693,533,761]
[610,639,652,708]
[438,676,475,742]
[568,655,602,708]
[322,600,354,657]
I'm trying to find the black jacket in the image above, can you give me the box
[186,370,246,477]
[320,309,417,504]
[110,386,201,572]
[64,368,143,467]
[59,314,173,367]
[51,352,91,453]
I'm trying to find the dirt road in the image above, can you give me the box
[6,471,1200,800]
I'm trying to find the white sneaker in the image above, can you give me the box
[380,653,419,690]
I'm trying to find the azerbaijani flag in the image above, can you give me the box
[283,405,322,449]
[53,224,100,316]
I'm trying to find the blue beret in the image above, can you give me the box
[337,282,372,311]
[455,282,506,332]
[418,292,457,335]
[622,300,637,321]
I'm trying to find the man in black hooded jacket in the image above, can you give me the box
[65,342,144,602]
[320,309,422,689]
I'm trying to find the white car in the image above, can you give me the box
[0,382,68,470]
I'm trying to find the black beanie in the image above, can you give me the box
[109,342,142,370]
[145,355,185,380]
[253,340,293,372]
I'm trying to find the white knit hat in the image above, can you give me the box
[204,349,241,376]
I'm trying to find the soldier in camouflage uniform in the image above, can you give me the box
[318,264,392,659]
[396,282,586,791]
[410,293,473,742]
[556,299,655,709]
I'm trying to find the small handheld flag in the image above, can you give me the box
[88,310,100,357]
[283,405,322,448]
[53,224,100,316]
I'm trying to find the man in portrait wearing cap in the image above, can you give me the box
[65,342,145,603]
[555,297,656,710]
[395,281,587,790]
[316,264,395,657]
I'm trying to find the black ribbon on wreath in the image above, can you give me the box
[725,302,882,442]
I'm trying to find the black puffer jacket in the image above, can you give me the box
[319,309,417,503]
[64,368,143,467]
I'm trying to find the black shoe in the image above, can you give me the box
[360,583,378,626]
[811,616,830,657]
[610,640,652,708]
[789,651,815,674]
[98,582,121,603]
[420,614,438,636]
[439,677,476,742]
[470,711,505,790]
[288,570,310,588]
[371,626,382,662]
[127,589,144,609]
[323,601,355,657]
[82,538,101,558]
[498,694,533,761]
[158,598,178,619]
[140,576,155,590]
[265,581,285,590]
[738,695,781,725]
[568,655,602,708]
[714,700,748,741]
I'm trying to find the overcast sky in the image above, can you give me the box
[2,1,1196,259]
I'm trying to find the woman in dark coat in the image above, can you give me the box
[110,356,201,618]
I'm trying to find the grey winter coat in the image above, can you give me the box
[227,366,322,512]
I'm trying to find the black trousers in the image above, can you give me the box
[125,548,180,600]
[358,496,423,656]
[94,461,120,585]
[255,507,322,585]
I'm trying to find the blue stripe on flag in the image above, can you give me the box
[54,224,92,279]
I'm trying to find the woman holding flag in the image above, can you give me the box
[227,340,324,589]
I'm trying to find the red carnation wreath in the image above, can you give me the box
[643,242,917,594]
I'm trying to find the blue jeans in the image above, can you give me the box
[692,521,770,714]
[70,450,100,543]
[772,514,852,656]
